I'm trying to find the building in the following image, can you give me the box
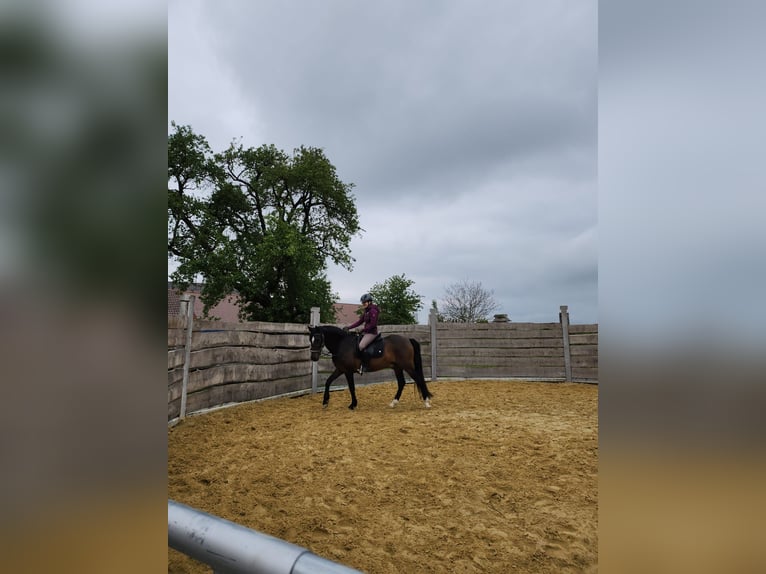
[168,282,359,324]
[167,283,243,322]
[332,302,361,326]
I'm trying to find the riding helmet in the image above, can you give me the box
[360,293,373,303]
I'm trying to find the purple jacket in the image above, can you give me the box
[348,304,379,334]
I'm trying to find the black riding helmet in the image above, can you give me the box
[360,293,373,303]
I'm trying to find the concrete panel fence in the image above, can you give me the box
[431,307,598,382]
[168,305,597,422]
[167,315,313,421]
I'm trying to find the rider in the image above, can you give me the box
[344,293,379,373]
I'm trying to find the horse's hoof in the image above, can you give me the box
[424,398,431,409]
[389,399,399,408]
[322,402,328,409]
[348,404,356,411]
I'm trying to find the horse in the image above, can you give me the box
[308,325,433,410]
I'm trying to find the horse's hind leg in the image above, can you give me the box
[404,366,432,408]
[390,368,406,408]
[344,371,358,410]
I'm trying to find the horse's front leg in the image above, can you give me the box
[322,368,343,408]
[344,371,358,410]
[390,368,406,408]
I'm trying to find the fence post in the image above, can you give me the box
[559,305,572,382]
[310,307,320,393]
[180,294,195,419]
[429,308,438,381]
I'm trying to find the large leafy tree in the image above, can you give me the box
[440,280,499,322]
[367,274,423,325]
[168,123,360,322]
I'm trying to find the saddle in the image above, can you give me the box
[358,333,384,358]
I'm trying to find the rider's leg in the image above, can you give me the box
[358,333,376,372]
[359,333,376,352]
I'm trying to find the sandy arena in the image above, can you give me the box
[168,379,598,573]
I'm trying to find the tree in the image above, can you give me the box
[168,123,360,322]
[367,274,423,325]
[440,280,499,323]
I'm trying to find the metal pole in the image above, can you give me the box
[310,307,320,394]
[560,305,572,382]
[180,294,195,419]
[168,500,362,574]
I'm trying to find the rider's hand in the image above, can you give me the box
[342,326,349,333]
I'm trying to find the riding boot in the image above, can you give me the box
[355,341,364,374]
[359,352,369,375]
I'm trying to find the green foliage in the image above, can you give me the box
[368,274,423,325]
[168,123,356,322]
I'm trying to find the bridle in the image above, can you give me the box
[309,330,324,361]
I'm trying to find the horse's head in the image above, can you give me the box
[308,326,324,362]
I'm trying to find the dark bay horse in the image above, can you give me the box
[308,325,433,410]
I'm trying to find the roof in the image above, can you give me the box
[168,288,182,316]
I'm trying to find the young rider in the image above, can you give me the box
[344,293,379,373]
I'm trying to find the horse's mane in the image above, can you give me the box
[320,325,347,337]
[316,325,350,354]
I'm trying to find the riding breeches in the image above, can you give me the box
[359,333,377,351]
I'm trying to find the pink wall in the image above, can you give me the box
[192,293,241,322]
[170,286,358,324]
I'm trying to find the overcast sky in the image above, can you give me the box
[168,0,597,324]
[598,1,766,347]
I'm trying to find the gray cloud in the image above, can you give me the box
[169,0,598,323]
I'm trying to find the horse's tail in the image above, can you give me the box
[410,338,433,400]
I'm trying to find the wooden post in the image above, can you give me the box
[310,307,320,393]
[180,294,195,419]
[560,305,572,382]
[429,308,438,382]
